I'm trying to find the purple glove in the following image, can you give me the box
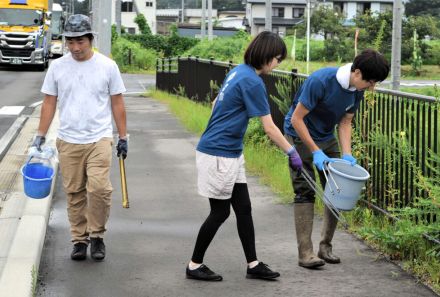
[342,153,357,166]
[287,146,303,172]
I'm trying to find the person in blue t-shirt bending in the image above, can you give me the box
[284,49,390,269]
[186,31,303,282]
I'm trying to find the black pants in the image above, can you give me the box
[285,135,340,203]
[191,183,257,264]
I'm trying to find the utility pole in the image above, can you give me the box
[265,0,271,31]
[92,0,112,57]
[181,0,184,23]
[115,0,121,35]
[207,0,213,40]
[306,0,311,74]
[201,0,206,38]
[391,0,402,90]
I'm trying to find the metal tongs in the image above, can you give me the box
[301,163,348,228]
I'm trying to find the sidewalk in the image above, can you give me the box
[0,108,59,297]
[33,95,437,297]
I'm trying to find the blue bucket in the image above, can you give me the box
[21,163,54,199]
[324,160,370,211]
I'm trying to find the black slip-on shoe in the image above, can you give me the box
[71,243,87,261]
[90,237,106,261]
[246,262,280,280]
[186,264,223,281]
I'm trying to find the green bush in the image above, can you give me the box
[112,38,157,72]
[283,37,325,62]
[184,31,251,63]
[424,40,440,65]
[124,33,198,57]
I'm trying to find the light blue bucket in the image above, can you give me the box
[324,159,370,211]
[21,162,54,199]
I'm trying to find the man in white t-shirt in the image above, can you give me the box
[32,14,127,261]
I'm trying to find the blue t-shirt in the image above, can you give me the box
[197,64,270,157]
[284,67,364,142]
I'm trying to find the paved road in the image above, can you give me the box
[36,94,437,297]
[0,65,46,138]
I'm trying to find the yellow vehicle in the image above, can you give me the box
[0,0,53,70]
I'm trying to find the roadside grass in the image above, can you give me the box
[148,89,439,294]
[277,60,440,81]
[400,86,438,97]
[148,90,210,135]
[243,142,293,202]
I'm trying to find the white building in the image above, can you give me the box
[112,0,156,34]
[330,0,393,20]
[156,8,219,35]
[245,0,306,36]
[245,0,394,36]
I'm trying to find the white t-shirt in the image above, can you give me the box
[41,52,126,144]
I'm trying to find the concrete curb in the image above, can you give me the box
[0,109,59,297]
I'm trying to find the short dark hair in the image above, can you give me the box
[351,49,390,82]
[66,33,94,42]
[244,31,287,70]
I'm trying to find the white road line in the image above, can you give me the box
[400,83,437,87]
[124,91,145,96]
[29,100,43,108]
[0,106,25,115]
[138,80,146,91]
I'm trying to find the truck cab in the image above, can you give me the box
[0,0,53,70]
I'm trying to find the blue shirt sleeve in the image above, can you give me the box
[298,77,325,111]
[242,81,270,117]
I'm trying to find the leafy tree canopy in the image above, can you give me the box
[310,6,345,39]
[405,0,440,17]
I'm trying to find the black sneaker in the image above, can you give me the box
[90,237,106,261]
[71,243,87,261]
[186,264,223,281]
[246,262,280,280]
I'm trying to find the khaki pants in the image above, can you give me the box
[56,137,113,243]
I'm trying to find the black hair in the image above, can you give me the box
[244,31,287,70]
[351,49,390,82]
[66,33,94,42]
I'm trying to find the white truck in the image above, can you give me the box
[49,2,64,58]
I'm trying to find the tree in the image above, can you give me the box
[134,14,152,35]
[403,15,440,39]
[353,11,393,55]
[213,0,244,11]
[310,6,344,40]
[405,0,440,17]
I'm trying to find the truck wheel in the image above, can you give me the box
[37,63,45,71]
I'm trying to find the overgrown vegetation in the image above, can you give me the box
[184,30,251,63]
[111,16,198,72]
[111,38,157,72]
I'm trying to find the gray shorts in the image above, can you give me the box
[196,151,246,199]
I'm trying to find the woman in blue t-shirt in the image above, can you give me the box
[283,49,390,269]
[186,31,302,281]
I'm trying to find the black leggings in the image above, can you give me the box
[191,183,257,263]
